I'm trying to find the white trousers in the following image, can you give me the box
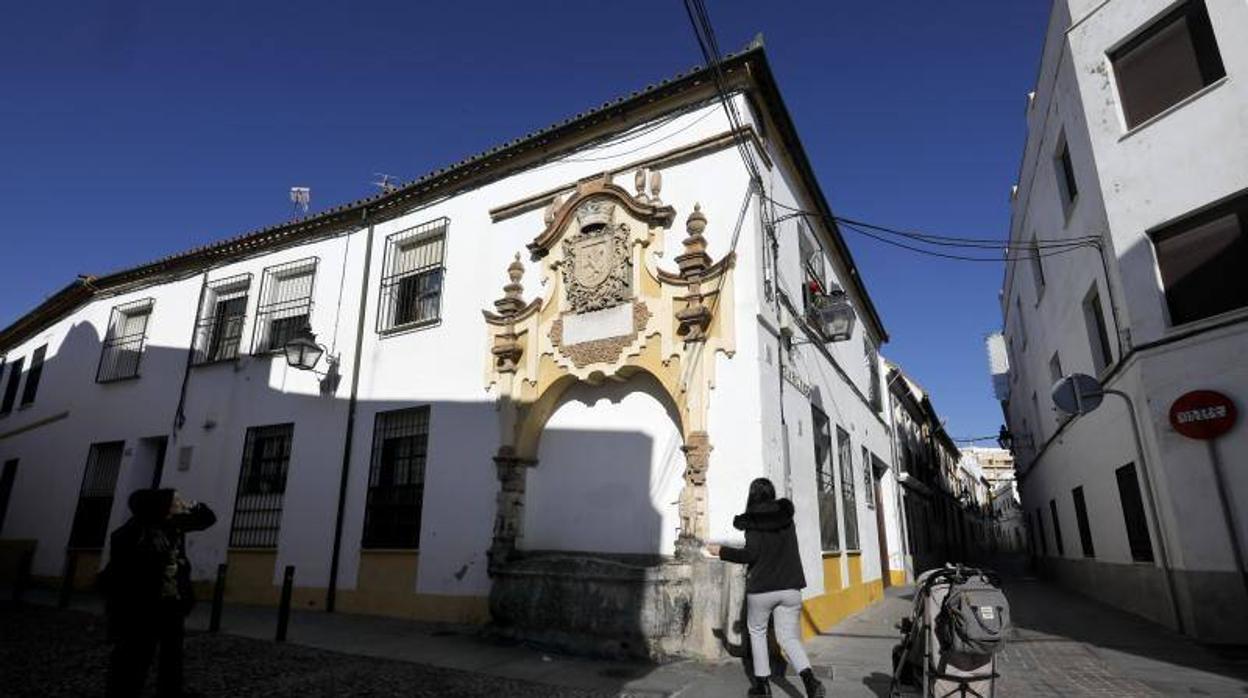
[746,588,812,678]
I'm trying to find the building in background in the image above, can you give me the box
[0,45,913,657]
[998,0,1248,642]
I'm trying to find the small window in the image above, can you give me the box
[362,407,430,549]
[68,441,124,549]
[1151,193,1248,326]
[1055,138,1079,212]
[1049,499,1065,556]
[812,405,839,552]
[0,357,24,415]
[1048,352,1063,387]
[1029,237,1046,297]
[230,423,294,548]
[1116,463,1154,563]
[193,274,252,365]
[1083,285,1113,373]
[838,426,859,551]
[1036,508,1048,556]
[18,345,45,407]
[862,446,875,508]
[1072,486,1095,558]
[253,258,318,354]
[1111,0,1225,129]
[98,299,153,382]
[0,458,17,535]
[1016,297,1028,348]
[864,338,882,412]
[378,218,448,333]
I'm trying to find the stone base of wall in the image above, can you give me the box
[1039,556,1248,644]
[488,551,745,661]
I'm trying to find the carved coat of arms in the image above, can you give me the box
[561,200,631,313]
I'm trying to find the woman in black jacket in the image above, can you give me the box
[709,478,825,697]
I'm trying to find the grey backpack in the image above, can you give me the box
[936,575,1010,656]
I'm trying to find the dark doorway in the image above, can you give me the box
[873,463,890,587]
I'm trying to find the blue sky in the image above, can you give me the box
[0,1,1051,441]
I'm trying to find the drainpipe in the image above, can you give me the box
[326,210,375,613]
[164,272,210,487]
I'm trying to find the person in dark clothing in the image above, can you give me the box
[709,478,826,698]
[102,488,216,697]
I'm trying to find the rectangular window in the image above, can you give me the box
[838,426,859,551]
[253,258,318,354]
[1030,237,1046,296]
[1116,463,1155,563]
[229,423,294,548]
[1072,486,1095,558]
[378,218,448,333]
[1049,499,1065,556]
[1036,508,1048,556]
[1,357,24,415]
[1048,352,1063,387]
[862,446,875,508]
[68,441,124,549]
[864,338,883,412]
[0,458,17,535]
[1016,296,1027,348]
[1056,139,1079,211]
[18,345,45,407]
[1151,193,1248,326]
[362,407,430,549]
[97,299,153,382]
[1111,0,1225,129]
[812,405,839,552]
[1083,285,1113,373]
[193,274,251,365]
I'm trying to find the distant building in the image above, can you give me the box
[999,0,1248,642]
[0,46,911,657]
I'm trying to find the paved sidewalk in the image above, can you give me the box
[14,574,1248,697]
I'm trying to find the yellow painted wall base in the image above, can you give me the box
[800,553,886,639]
[889,569,907,587]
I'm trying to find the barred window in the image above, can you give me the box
[862,446,875,508]
[230,423,294,548]
[1,357,23,415]
[362,407,429,549]
[864,337,882,412]
[68,441,124,549]
[19,345,46,407]
[193,274,251,365]
[378,218,448,333]
[97,299,153,382]
[839,426,859,551]
[253,258,318,354]
[812,405,839,552]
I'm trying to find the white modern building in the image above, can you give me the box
[0,44,912,657]
[999,0,1248,641]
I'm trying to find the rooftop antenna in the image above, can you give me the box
[372,173,400,194]
[290,186,311,216]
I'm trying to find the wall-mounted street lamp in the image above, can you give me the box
[283,324,338,378]
[806,281,857,343]
[996,425,1013,451]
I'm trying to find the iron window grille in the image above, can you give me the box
[193,274,252,365]
[252,258,318,354]
[18,345,45,407]
[229,423,294,548]
[377,218,448,334]
[361,407,430,549]
[1072,486,1096,558]
[812,405,840,552]
[0,357,23,415]
[0,458,17,536]
[97,299,154,382]
[838,426,860,551]
[862,446,875,508]
[68,441,124,549]
[1049,499,1065,556]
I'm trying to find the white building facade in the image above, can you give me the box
[0,46,909,656]
[1001,0,1248,641]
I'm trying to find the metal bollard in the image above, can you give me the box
[275,565,294,642]
[209,563,227,633]
[11,547,33,603]
[57,551,77,609]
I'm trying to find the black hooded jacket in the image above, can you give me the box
[101,489,216,626]
[719,498,807,594]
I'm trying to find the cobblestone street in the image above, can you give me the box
[4,567,1247,697]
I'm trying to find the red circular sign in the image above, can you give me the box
[1169,390,1237,440]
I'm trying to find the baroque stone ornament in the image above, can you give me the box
[561,200,632,313]
[548,300,653,368]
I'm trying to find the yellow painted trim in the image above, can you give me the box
[800,561,887,640]
[889,569,907,587]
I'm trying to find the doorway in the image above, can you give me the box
[873,461,890,588]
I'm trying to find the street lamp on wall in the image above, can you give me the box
[283,324,340,385]
[807,282,857,342]
[995,425,1013,451]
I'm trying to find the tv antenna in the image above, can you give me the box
[372,173,400,194]
[290,186,311,216]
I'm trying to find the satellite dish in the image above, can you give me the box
[1052,373,1104,415]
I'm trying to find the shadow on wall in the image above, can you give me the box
[0,320,734,669]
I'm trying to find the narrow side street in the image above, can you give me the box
[5,564,1246,697]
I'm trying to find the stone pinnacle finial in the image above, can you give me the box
[686,202,707,239]
[649,170,663,205]
[494,253,527,316]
